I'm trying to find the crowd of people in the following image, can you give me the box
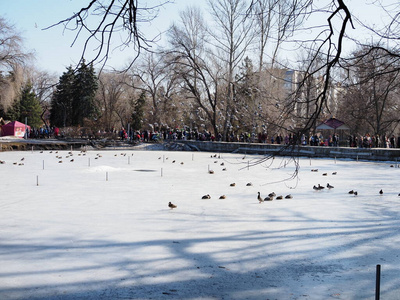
[124,128,400,149]
[22,125,400,149]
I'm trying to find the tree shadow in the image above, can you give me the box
[1,208,400,300]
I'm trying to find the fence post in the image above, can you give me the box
[375,264,381,300]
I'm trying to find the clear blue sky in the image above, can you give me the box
[0,0,198,75]
[0,0,391,75]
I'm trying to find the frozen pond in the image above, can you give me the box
[1,149,400,299]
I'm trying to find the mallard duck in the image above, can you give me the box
[276,195,283,200]
[257,192,264,203]
[219,195,226,199]
[285,194,293,199]
[327,183,334,189]
[202,194,211,199]
[168,202,177,209]
[230,183,236,187]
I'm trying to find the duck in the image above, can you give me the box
[348,190,354,194]
[202,194,211,199]
[379,189,383,195]
[230,183,236,187]
[222,168,227,171]
[257,192,264,203]
[285,194,293,199]
[220,162,225,166]
[317,184,325,190]
[354,191,358,196]
[209,170,214,174]
[246,182,253,186]
[327,183,334,189]
[268,192,276,198]
[311,169,318,172]
[322,173,328,176]
[276,195,283,200]
[168,202,177,209]
[264,196,273,201]
[332,172,337,175]
[313,185,319,191]
[219,195,226,199]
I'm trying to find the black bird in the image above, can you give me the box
[354,191,358,196]
[202,194,211,199]
[327,183,334,189]
[168,202,177,209]
[285,194,293,199]
[379,189,383,195]
[348,190,354,194]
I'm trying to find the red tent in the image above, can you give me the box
[0,121,31,138]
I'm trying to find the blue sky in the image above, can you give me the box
[0,0,392,75]
[0,0,196,75]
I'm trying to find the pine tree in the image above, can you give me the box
[72,61,99,126]
[50,67,75,127]
[131,91,146,131]
[19,83,42,128]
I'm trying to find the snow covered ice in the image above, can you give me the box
[1,148,400,299]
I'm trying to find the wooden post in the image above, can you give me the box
[375,264,381,300]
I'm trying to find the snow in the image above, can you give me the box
[1,148,400,300]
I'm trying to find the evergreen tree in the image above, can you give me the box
[131,91,146,131]
[72,61,99,126]
[50,67,75,127]
[50,62,98,127]
[19,83,42,128]
[4,83,42,128]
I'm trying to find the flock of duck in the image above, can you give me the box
[168,155,400,210]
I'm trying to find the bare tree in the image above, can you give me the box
[338,46,400,137]
[128,51,177,128]
[0,17,32,113]
[97,71,135,130]
[46,0,172,71]
[207,0,255,140]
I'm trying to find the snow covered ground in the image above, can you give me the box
[1,148,400,300]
